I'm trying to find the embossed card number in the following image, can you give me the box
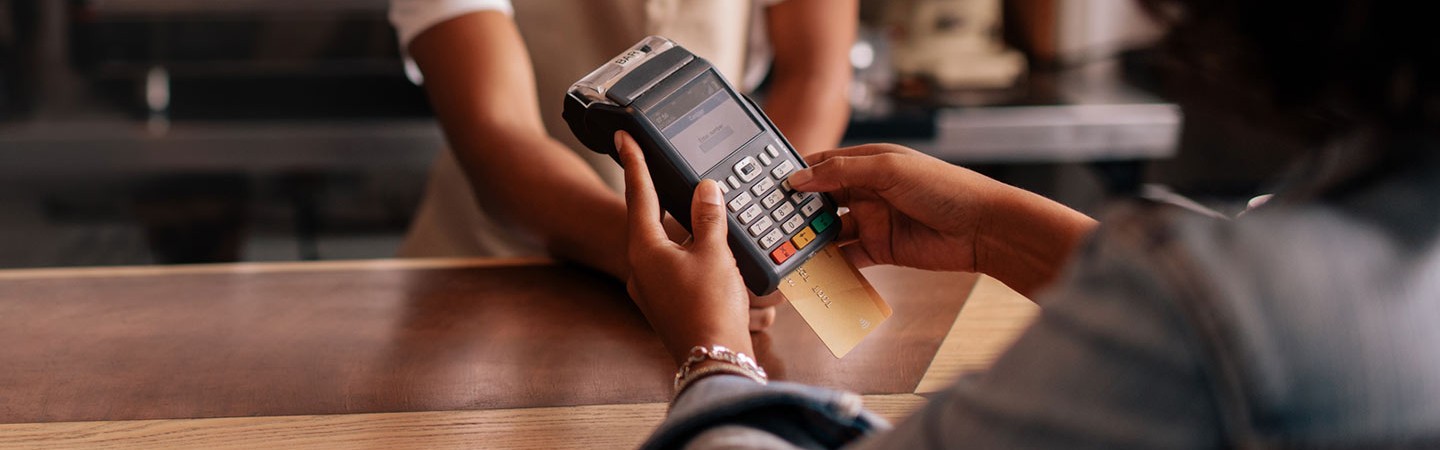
[777,243,893,358]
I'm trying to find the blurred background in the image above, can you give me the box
[0,0,1282,269]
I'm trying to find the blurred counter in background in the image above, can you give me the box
[843,61,1178,164]
[0,0,436,268]
[0,0,1180,269]
[1,60,1175,175]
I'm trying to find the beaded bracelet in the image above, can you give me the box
[673,345,768,394]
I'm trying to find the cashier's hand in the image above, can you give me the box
[616,132,756,365]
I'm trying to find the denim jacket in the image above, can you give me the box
[642,150,1440,449]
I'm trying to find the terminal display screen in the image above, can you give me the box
[653,72,761,174]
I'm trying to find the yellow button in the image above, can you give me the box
[791,227,817,249]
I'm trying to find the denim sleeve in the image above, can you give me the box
[641,375,890,450]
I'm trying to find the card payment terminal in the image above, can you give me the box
[563,36,841,296]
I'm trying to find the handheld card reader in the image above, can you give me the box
[564,36,841,296]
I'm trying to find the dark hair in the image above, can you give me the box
[1138,1,1439,146]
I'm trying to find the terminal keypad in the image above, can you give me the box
[712,143,837,266]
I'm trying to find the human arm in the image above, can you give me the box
[787,144,1097,298]
[405,11,635,279]
[760,0,858,155]
[639,202,1225,449]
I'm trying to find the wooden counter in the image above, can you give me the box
[0,258,1038,449]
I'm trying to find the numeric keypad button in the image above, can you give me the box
[771,160,795,179]
[770,202,795,222]
[781,214,805,233]
[761,189,785,208]
[739,204,763,224]
[800,197,823,216]
[750,178,775,197]
[760,229,784,248]
[727,192,753,212]
[747,217,774,237]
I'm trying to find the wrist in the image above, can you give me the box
[976,185,1097,297]
[672,345,768,396]
[542,198,633,280]
[666,329,754,368]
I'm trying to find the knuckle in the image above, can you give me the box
[825,155,851,175]
[873,154,906,188]
[877,142,912,155]
[875,152,903,169]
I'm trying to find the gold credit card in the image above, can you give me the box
[778,243,893,358]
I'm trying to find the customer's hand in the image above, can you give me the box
[788,144,1097,297]
[616,131,754,365]
[787,144,996,272]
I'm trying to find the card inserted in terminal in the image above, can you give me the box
[777,243,893,358]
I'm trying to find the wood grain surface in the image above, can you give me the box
[915,275,1039,393]
[0,260,977,424]
[0,395,931,450]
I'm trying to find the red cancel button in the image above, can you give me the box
[769,242,797,264]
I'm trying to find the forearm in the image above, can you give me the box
[763,70,850,155]
[409,11,631,278]
[976,186,1098,299]
[451,133,633,279]
[762,0,856,155]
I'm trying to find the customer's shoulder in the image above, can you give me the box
[1085,198,1440,443]
[1080,198,1412,332]
[1071,199,1235,282]
[1086,198,1395,283]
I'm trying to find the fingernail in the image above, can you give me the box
[613,131,624,150]
[700,180,723,206]
[788,168,813,186]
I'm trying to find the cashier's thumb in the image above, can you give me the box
[691,180,728,251]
